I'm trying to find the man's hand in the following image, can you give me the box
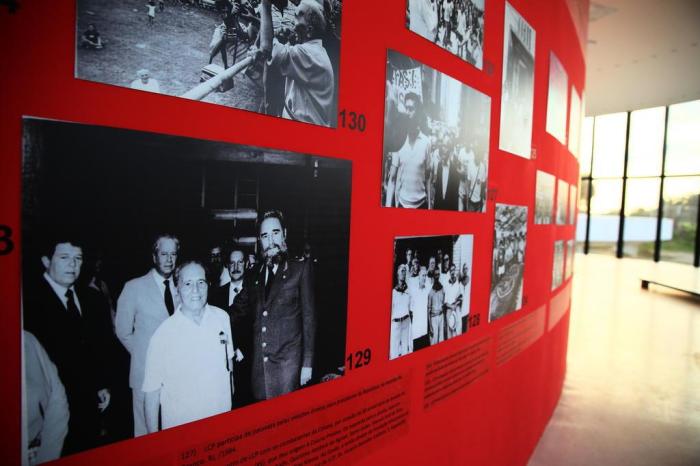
[300,366,312,386]
[97,388,111,412]
[235,348,244,362]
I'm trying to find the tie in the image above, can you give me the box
[65,289,81,319]
[265,265,274,298]
[164,279,174,315]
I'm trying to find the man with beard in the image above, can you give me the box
[385,92,433,209]
[233,210,316,400]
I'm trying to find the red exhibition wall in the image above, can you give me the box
[0,0,586,465]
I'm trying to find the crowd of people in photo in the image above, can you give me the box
[23,210,319,463]
[407,0,484,67]
[390,247,471,360]
[492,229,526,288]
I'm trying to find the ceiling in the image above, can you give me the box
[584,0,700,116]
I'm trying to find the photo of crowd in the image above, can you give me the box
[489,204,527,321]
[535,170,555,225]
[552,240,564,291]
[406,0,485,69]
[382,49,491,212]
[76,0,342,127]
[389,235,474,360]
[20,118,351,463]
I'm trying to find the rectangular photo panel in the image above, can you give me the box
[568,87,583,157]
[382,49,492,212]
[551,240,564,290]
[405,0,485,69]
[499,2,536,158]
[556,179,569,225]
[569,184,577,224]
[20,118,351,463]
[76,0,343,128]
[389,234,474,359]
[535,170,555,224]
[545,52,568,145]
[565,239,575,279]
[489,204,527,321]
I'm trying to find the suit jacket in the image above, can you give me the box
[115,270,179,390]
[234,258,315,400]
[23,276,115,452]
[433,159,460,211]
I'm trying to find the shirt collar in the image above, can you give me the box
[43,272,74,299]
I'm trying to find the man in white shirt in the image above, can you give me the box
[390,264,412,359]
[130,69,161,94]
[459,263,471,333]
[467,152,487,212]
[443,264,462,339]
[409,267,431,351]
[143,261,234,431]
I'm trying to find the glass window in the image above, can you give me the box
[592,112,628,178]
[660,176,700,264]
[627,107,665,177]
[665,100,700,176]
[580,117,594,177]
[623,178,660,258]
[588,179,622,255]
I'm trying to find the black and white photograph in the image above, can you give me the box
[498,2,536,158]
[568,87,583,157]
[20,118,351,463]
[551,240,564,290]
[545,52,568,145]
[405,0,485,69]
[382,49,491,212]
[389,234,474,360]
[569,185,577,224]
[489,204,527,321]
[535,170,555,224]
[565,239,575,279]
[76,0,342,128]
[556,179,569,225]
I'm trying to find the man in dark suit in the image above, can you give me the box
[209,246,253,407]
[433,138,460,211]
[234,210,316,401]
[23,236,116,456]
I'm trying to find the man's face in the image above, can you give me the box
[428,257,436,271]
[209,247,222,267]
[260,217,287,260]
[140,73,150,84]
[418,267,428,287]
[462,263,469,278]
[397,265,406,283]
[404,97,418,122]
[42,242,83,288]
[443,254,450,269]
[411,258,420,276]
[177,263,208,314]
[449,264,457,281]
[153,237,178,278]
[294,2,312,40]
[405,249,412,264]
[228,251,245,281]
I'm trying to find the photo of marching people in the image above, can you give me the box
[389,234,474,360]
[382,50,491,213]
[405,0,485,69]
[489,204,527,321]
[20,118,351,463]
[534,170,555,224]
[76,0,342,128]
[499,2,536,158]
[551,240,564,291]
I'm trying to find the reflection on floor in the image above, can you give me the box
[528,254,700,466]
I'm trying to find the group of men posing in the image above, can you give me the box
[384,90,487,212]
[23,210,315,462]
[390,248,471,360]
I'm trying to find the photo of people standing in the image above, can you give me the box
[382,50,491,212]
[406,0,485,69]
[489,204,527,321]
[389,235,474,360]
[76,0,342,127]
[20,118,351,463]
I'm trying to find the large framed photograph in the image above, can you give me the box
[551,240,564,290]
[20,118,351,463]
[405,0,485,69]
[389,234,474,359]
[498,2,536,158]
[489,203,527,321]
[76,0,343,128]
[382,49,491,212]
[545,52,568,145]
[534,170,555,224]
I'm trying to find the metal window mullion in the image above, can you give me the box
[584,118,596,254]
[654,106,670,262]
[616,112,631,258]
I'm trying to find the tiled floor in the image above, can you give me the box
[528,254,700,466]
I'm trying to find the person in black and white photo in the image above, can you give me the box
[390,264,413,359]
[535,170,555,224]
[409,266,431,351]
[383,49,491,212]
[552,240,565,290]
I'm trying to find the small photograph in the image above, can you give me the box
[389,234,474,360]
[382,49,491,212]
[569,185,577,224]
[499,2,536,158]
[489,204,527,321]
[535,170,555,224]
[551,240,564,290]
[21,118,351,463]
[545,52,568,145]
[556,179,569,225]
[565,239,575,279]
[568,87,583,157]
[76,0,343,128]
[405,0,485,69]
